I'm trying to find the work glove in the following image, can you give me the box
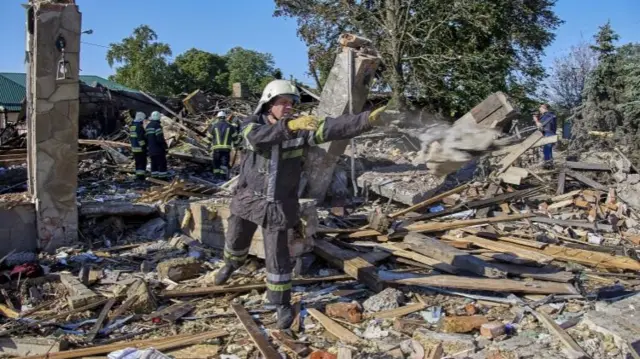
[287,115,318,131]
[368,104,402,127]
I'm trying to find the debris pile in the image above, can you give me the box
[0,91,639,359]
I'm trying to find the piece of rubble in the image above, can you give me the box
[136,218,166,240]
[363,288,405,313]
[157,257,202,282]
[442,315,489,333]
[413,328,476,358]
[480,322,506,339]
[325,302,362,323]
[126,279,157,314]
[0,337,69,357]
[60,274,102,309]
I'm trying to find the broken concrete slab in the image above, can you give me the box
[60,274,102,309]
[582,293,640,359]
[413,328,476,358]
[0,337,68,357]
[363,288,405,313]
[157,257,202,282]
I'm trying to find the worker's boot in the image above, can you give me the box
[214,263,237,285]
[276,304,294,329]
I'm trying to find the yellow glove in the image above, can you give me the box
[287,115,319,131]
[368,106,387,125]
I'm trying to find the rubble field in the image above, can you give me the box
[0,90,639,359]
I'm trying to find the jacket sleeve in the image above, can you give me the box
[155,124,168,149]
[137,125,146,147]
[242,116,293,151]
[307,111,373,146]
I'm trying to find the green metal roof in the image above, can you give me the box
[0,74,26,111]
[0,72,140,111]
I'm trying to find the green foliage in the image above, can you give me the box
[226,47,281,94]
[169,48,229,95]
[107,26,280,96]
[274,0,561,116]
[106,25,173,96]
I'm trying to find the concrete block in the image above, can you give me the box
[126,279,157,314]
[156,257,202,282]
[480,322,506,339]
[60,274,101,309]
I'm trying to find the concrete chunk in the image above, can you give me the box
[157,257,202,282]
[413,328,476,357]
[60,274,102,309]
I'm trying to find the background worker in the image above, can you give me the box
[213,79,396,329]
[146,111,169,178]
[533,103,557,168]
[129,112,148,181]
[207,111,239,180]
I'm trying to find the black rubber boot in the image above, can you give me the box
[214,264,236,285]
[276,304,294,329]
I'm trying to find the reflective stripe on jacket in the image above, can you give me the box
[207,120,239,150]
[145,120,168,156]
[129,121,146,153]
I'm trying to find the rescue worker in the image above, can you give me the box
[213,80,395,329]
[146,111,169,178]
[129,112,148,181]
[207,111,239,180]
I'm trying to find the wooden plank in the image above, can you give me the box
[492,135,558,157]
[500,167,528,185]
[403,233,506,278]
[378,243,459,274]
[529,309,588,359]
[565,161,610,171]
[366,303,427,320]
[552,189,580,202]
[461,229,547,249]
[162,274,351,298]
[497,131,544,174]
[402,214,533,235]
[390,275,579,295]
[530,217,613,232]
[388,183,469,218]
[313,240,384,292]
[270,330,310,357]
[231,303,280,359]
[139,91,205,143]
[441,234,554,265]
[548,199,573,211]
[512,242,640,271]
[307,308,360,344]
[86,298,116,342]
[477,261,575,282]
[78,139,131,148]
[565,170,608,191]
[109,293,137,319]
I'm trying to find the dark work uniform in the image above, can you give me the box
[145,119,169,178]
[539,112,557,162]
[207,120,239,180]
[224,111,372,305]
[129,120,147,180]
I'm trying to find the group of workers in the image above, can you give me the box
[129,111,169,181]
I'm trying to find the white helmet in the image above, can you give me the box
[254,80,300,115]
[151,111,161,121]
[216,111,227,118]
[134,112,146,122]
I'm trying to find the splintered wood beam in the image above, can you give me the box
[400,214,533,235]
[441,234,554,265]
[270,330,310,357]
[307,308,360,344]
[390,275,579,295]
[377,243,459,274]
[529,308,588,359]
[86,298,116,342]
[557,169,566,195]
[231,303,281,359]
[365,303,427,320]
[511,242,640,271]
[565,161,611,171]
[497,131,544,174]
[403,233,506,278]
[530,217,613,232]
[314,240,384,292]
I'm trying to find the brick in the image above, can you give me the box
[480,322,506,339]
[325,302,362,323]
[156,257,202,282]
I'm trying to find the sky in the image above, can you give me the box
[0,0,639,88]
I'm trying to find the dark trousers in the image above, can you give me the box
[150,154,168,178]
[212,149,231,180]
[133,151,147,180]
[224,215,291,305]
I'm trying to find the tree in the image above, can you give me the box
[106,25,173,95]
[547,42,598,110]
[275,0,561,115]
[169,48,229,95]
[225,47,281,94]
[618,43,640,136]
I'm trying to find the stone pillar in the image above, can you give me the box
[27,1,81,252]
[302,35,380,201]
